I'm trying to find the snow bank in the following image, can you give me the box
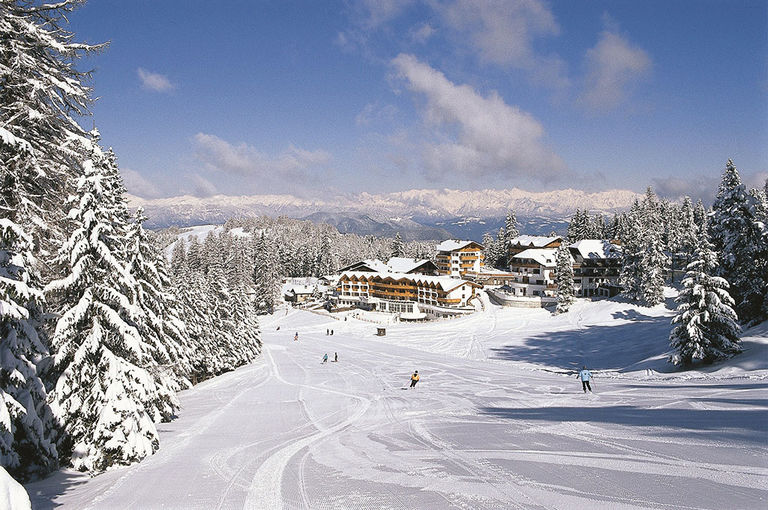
[0,467,31,510]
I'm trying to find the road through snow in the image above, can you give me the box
[27,304,768,509]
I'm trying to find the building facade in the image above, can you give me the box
[336,271,481,319]
[435,240,485,277]
[568,240,622,297]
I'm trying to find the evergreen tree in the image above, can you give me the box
[669,228,741,365]
[637,188,669,306]
[678,197,699,266]
[555,244,574,313]
[44,143,161,472]
[0,219,57,480]
[567,210,589,242]
[391,232,405,258]
[709,160,768,324]
[125,208,191,415]
[0,0,102,251]
[619,201,644,301]
[693,199,707,233]
[253,232,280,314]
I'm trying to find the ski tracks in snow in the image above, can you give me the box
[243,344,372,510]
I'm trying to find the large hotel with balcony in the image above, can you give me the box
[435,240,485,277]
[335,250,482,319]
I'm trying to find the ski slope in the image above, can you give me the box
[26,296,768,509]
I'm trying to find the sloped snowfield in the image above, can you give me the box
[27,293,768,509]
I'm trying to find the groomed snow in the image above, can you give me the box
[26,293,768,509]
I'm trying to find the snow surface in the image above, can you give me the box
[1,467,31,510]
[26,294,768,509]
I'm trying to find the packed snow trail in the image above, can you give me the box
[27,305,768,509]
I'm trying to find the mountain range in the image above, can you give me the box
[128,187,641,240]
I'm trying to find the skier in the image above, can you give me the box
[577,366,592,393]
[326,329,329,335]
[322,353,328,363]
[330,329,334,335]
[333,352,338,362]
[294,332,299,342]
[409,370,420,388]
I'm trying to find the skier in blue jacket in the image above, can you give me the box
[577,366,592,393]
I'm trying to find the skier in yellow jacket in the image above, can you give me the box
[409,371,420,388]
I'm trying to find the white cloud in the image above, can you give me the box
[391,53,564,180]
[121,168,161,198]
[356,0,415,28]
[410,23,436,43]
[437,0,569,89]
[581,30,651,111]
[192,133,331,180]
[137,68,174,92]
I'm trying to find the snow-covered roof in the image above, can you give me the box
[341,271,479,291]
[509,235,562,247]
[569,240,622,260]
[435,239,482,252]
[512,248,558,267]
[285,285,314,295]
[386,257,432,273]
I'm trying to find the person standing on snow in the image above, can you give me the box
[333,352,338,362]
[410,370,420,388]
[294,332,299,342]
[577,366,593,393]
[322,353,328,363]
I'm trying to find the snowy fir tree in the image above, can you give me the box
[669,228,741,365]
[709,160,768,325]
[44,143,163,473]
[555,244,574,314]
[567,210,589,242]
[125,208,191,418]
[677,196,699,267]
[391,232,405,258]
[0,0,102,479]
[252,232,280,314]
[637,188,668,306]
[501,210,519,247]
[0,219,57,480]
[619,200,644,301]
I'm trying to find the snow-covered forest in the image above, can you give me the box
[1,1,767,506]
[0,0,262,482]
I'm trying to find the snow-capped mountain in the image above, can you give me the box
[128,187,641,231]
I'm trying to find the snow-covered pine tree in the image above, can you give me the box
[619,200,643,301]
[567,210,590,242]
[172,270,222,380]
[0,0,102,250]
[252,232,280,314]
[555,243,574,313]
[693,199,707,234]
[44,143,162,473]
[669,227,741,365]
[678,197,699,267]
[391,232,405,258]
[638,188,669,306]
[0,219,57,480]
[125,208,191,418]
[502,210,519,246]
[709,160,768,324]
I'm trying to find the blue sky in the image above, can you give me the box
[69,0,767,201]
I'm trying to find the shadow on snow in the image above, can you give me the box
[479,404,768,444]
